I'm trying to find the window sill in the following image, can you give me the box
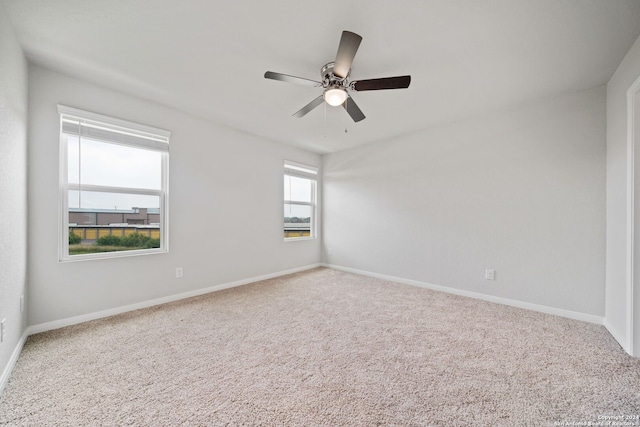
[59,247,167,263]
[284,236,316,242]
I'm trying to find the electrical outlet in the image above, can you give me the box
[485,269,496,281]
[1,319,5,343]
[175,267,184,278]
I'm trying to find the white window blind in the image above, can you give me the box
[284,161,318,180]
[59,105,170,152]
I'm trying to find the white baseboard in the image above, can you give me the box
[28,263,321,335]
[323,263,604,325]
[603,318,632,354]
[0,328,29,396]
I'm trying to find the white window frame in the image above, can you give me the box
[58,105,170,261]
[284,160,318,241]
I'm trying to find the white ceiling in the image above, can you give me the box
[4,0,640,154]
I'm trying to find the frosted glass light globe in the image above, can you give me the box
[324,87,347,106]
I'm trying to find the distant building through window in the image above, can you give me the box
[58,105,170,260]
[284,161,317,240]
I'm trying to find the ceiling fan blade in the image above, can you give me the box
[293,95,324,118]
[333,31,362,79]
[351,75,411,91]
[264,71,322,87]
[343,95,365,122]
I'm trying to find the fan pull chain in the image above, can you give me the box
[323,101,327,138]
[344,98,348,133]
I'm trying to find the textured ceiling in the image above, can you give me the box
[4,0,640,153]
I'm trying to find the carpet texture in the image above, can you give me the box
[1,267,639,426]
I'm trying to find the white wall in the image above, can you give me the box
[0,2,28,389]
[323,87,606,317]
[28,65,321,326]
[606,33,640,356]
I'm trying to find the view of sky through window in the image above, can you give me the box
[284,174,313,219]
[68,136,162,210]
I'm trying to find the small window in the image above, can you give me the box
[58,105,170,261]
[284,161,318,240]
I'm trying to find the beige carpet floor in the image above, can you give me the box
[1,267,639,426]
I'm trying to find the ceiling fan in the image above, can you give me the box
[264,30,411,122]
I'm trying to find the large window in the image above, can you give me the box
[284,161,317,240]
[58,105,170,261]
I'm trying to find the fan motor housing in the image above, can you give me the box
[321,62,348,87]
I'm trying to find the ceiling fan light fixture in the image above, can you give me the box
[324,86,347,106]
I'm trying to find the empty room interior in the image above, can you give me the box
[2,0,640,425]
